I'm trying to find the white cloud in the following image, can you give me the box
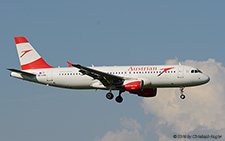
[97,58,225,141]
[141,58,225,140]
[95,117,144,141]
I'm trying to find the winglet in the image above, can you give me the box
[67,61,73,67]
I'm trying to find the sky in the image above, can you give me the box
[1,0,225,141]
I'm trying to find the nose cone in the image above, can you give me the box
[202,74,210,84]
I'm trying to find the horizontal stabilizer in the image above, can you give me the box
[7,68,36,76]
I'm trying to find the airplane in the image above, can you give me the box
[8,37,210,103]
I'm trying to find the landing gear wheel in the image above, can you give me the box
[106,92,114,100]
[180,94,185,99]
[179,87,186,99]
[115,96,123,103]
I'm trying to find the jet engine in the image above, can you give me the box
[123,80,157,97]
[123,80,144,91]
[129,88,157,97]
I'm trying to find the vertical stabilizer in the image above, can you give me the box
[14,37,53,70]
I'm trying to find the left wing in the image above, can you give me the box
[67,62,124,87]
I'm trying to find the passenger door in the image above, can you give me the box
[46,69,54,83]
[177,66,184,78]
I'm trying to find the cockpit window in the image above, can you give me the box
[197,69,202,73]
[191,69,202,73]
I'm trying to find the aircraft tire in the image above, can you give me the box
[106,92,114,100]
[115,96,123,103]
[180,94,185,99]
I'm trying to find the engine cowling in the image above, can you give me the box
[130,88,157,97]
[123,80,144,91]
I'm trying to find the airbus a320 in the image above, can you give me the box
[8,37,210,103]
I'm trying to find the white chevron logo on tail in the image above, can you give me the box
[20,49,32,58]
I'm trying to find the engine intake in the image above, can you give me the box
[123,80,144,91]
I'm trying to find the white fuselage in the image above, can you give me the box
[10,65,210,90]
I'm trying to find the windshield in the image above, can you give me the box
[191,69,202,73]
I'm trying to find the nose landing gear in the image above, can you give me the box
[180,87,185,99]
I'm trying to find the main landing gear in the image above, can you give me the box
[180,87,185,99]
[106,90,124,103]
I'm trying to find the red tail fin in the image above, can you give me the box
[14,37,53,70]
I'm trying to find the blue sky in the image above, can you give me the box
[1,1,225,141]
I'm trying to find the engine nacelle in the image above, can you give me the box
[123,80,144,91]
[130,88,157,97]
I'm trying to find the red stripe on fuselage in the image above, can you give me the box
[21,58,53,70]
[14,37,29,44]
[158,67,175,76]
